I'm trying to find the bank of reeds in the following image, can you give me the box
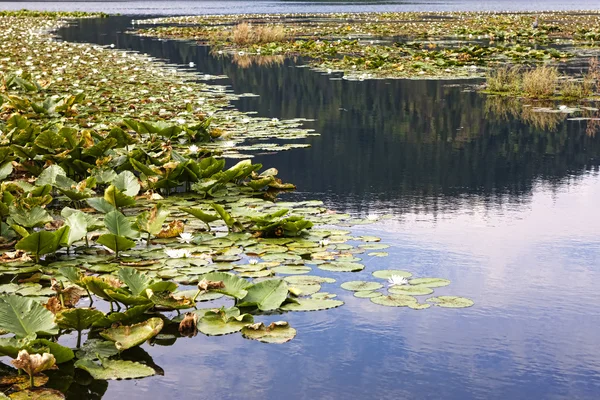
[232,22,286,45]
[485,59,599,100]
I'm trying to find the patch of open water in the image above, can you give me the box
[52,15,600,400]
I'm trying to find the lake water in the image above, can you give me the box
[4,0,600,15]
[45,10,600,400]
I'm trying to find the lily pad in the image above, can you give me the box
[283,275,335,285]
[370,294,418,307]
[100,317,164,350]
[409,278,451,288]
[271,265,311,275]
[426,296,474,308]
[197,307,253,336]
[340,281,383,292]
[280,298,343,312]
[241,321,296,344]
[388,285,434,296]
[9,388,65,399]
[74,358,155,380]
[197,272,250,299]
[318,262,364,272]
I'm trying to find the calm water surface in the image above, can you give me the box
[52,14,600,400]
[3,0,600,14]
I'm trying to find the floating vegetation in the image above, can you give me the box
[0,11,474,398]
[133,11,600,80]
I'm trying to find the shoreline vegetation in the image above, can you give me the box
[133,11,600,101]
[0,10,473,399]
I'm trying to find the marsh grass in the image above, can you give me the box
[522,65,558,98]
[486,66,522,93]
[232,22,286,45]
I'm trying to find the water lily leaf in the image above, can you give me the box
[271,265,311,275]
[147,290,194,310]
[104,185,136,209]
[0,162,13,181]
[197,272,251,299]
[368,252,388,257]
[280,298,344,312]
[74,358,155,380]
[318,262,364,272]
[197,307,253,336]
[340,281,383,291]
[408,303,431,310]
[284,275,335,285]
[94,304,153,327]
[104,210,139,239]
[63,212,87,246]
[86,197,116,214]
[0,338,73,364]
[15,231,57,260]
[118,267,153,297]
[354,291,383,298]
[10,207,52,229]
[389,285,434,295]
[372,270,413,279]
[358,236,380,242]
[409,278,451,288]
[0,295,58,338]
[370,294,418,307]
[359,243,390,250]
[210,203,243,232]
[179,207,219,229]
[288,283,321,296]
[76,339,119,360]
[112,171,140,197]
[96,234,136,255]
[56,308,105,332]
[35,165,66,187]
[237,279,288,311]
[100,317,164,350]
[426,296,474,308]
[241,321,296,344]
[136,203,169,236]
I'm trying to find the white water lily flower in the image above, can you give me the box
[242,117,251,124]
[367,213,379,221]
[165,248,192,258]
[248,258,259,265]
[176,118,186,125]
[178,232,194,244]
[319,239,330,247]
[189,62,195,67]
[388,275,409,287]
[189,145,199,154]
[559,105,568,111]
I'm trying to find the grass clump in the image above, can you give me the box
[232,22,286,45]
[522,65,558,98]
[486,65,521,93]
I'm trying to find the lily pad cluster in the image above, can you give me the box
[133,11,600,80]
[340,269,474,310]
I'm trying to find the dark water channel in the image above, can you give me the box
[54,15,600,400]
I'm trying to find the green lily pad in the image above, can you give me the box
[340,281,383,292]
[74,358,155,380]
[197,272,251,299]
[359,243,389,250]
[76,339,119,360]
[280,298,343,312]
[370,294,418,307]
[197,307,253,336]
[271,265,311,275]
[237,279,288,311]
[388,285,434,295]
[8,388,65,399]
[241,321,296,344]
[372,270,413,279]
[318,262,364,272]
[284,275,335,285]
[409,278,451,288]
[367,252,388,257]
[427,296,474,308]
[100,317,164,350]
[408,303,432,310]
